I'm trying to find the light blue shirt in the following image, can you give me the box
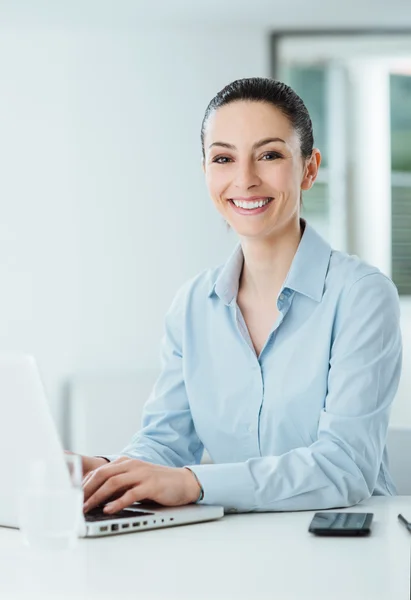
[119,220,402,512]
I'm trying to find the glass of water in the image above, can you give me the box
[19,453,84,551]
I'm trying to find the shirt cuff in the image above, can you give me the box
[186,462,256,511]
[184,467,204,502]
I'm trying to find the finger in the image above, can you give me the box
[103,485,150,514]
[84,472,139,513]
[82,456,129,487]
[82,466,102,489]
[82,472,92,489]
[82,468,97,489]
[82,458,130,494]
[83,461,131,503]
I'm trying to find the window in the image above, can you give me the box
[279,66,330,241]
[390,74,411,295]
[273,33,411,294]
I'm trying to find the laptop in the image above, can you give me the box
[0,355,224,537]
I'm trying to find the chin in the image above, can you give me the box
[228,222,273,239]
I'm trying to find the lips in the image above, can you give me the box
[230,196,272,202]
[230,197,273,206]
[228,196,274,215]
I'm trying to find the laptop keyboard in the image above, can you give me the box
[85,506,155,522]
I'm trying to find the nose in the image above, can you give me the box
[233,160,261,190]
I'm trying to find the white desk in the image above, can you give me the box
[0,496,410,600]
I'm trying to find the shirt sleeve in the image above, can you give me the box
[102,284,204,467]
[189,273,402,512]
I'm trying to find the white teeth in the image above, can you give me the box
[232,198,271,209]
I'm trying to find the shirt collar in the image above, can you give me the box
[208,220,332,306]
[209,241,244,306]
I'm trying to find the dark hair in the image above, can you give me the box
[201,77,314,161]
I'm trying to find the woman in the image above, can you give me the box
[81,77,402,515]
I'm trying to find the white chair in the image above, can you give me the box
[386,425,411,495]
[64,368,212,463]
[64,369,160,456]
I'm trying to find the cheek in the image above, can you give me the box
[206,169,230,199]
[263,161,297,189]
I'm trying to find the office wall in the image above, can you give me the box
[0,20,409,435]
[0,26,269,431]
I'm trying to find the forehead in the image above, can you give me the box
[204,100,296,146]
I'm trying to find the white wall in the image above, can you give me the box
[0,26,269,433]
[0,17,409,438]
[1,0,410,29]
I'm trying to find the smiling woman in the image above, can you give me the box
[79,77,402,516]
[202,83,320,239]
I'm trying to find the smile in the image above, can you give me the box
[228,197,274,214]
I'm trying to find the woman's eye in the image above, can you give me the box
[211,153,281,164]
[261,152,282,161]
[212,156,232,164]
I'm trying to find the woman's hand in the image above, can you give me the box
[64,450,108,478]
[82,457,202,514]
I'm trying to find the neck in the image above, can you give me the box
[239,218,304,303]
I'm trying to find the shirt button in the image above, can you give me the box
[248,425,254,433]
[279,294,285,301]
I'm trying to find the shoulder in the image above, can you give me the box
[328,248,396,290]
[166,263,224,318]
[327,249,400,317]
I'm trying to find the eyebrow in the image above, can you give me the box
[208,137,286,151]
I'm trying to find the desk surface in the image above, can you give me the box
[1,496,410,600]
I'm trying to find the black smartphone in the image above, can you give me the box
[308,512,373,536]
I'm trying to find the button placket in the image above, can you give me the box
[245,365,263,457]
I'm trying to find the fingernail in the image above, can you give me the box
[103,504,113,513]
[83,503,89,512]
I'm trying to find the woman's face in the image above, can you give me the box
[203,101,320,240]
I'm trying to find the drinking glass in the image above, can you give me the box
[19,453,84,551]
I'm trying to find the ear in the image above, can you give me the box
[301,149,321,191]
